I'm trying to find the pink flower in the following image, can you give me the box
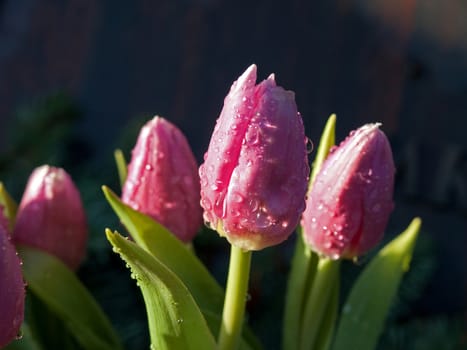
[199,65,309,250]
[0,205,9,233]
[13,166,88,270]
[122,116,202,242]
[302,124,395,259]
[0,213,24,348]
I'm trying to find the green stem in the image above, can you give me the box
[282,233,318,350]
[314,273,339,350]
[299,257,340,350]
[217,245,252,350]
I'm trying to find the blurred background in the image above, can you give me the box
[0,0,466,349]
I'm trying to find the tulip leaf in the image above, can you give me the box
[106,229,216,350]
[309,114,336,186]
[113,149,127,188]
[332,217,422,350]
[17,246,123,350]
[102,186,262,350]
[0,182,18,231]
[102,185,224,313]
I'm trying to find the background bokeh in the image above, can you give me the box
[0,1,466,349]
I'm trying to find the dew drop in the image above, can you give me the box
[372,203,381,213]
[145,164,153,171]
[330,253,340,260]
[164,202,176,209]
[305,137,314,154]
[343,304,352,314]
[231,193,244,203]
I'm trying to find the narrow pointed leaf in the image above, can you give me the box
[113,149,127,188]
[102,185,223,313]
[309,114,336,186]
[0,182,18,231]
[102,186,262,350]
[106,229,216,350]
[18,246,123,350]
[332,218,422,350]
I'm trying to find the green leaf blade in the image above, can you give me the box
[102,185,224,314]
[18,246,123,350]
[0,182,18,231]
[332,217,422,350]
[113,149,127,188]
[102,186,262,350]
[106,229,216,350]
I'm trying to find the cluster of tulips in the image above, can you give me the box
[0,65,420,350]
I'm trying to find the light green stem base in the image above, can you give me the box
[299,257,340,350]
[217,245,252,350]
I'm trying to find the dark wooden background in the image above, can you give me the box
[0,0,465,340]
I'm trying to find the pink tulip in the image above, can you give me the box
[0,214,24,348]
[199,64,309,251]
[13,166,88,270]
[302,124,395,259]
[0,205,9,233]
[122,116,202,242]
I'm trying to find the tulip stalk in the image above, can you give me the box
[299,257,340,350]
[218,245,252,350]
[283,114,336,350]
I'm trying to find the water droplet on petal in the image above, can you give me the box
[305,137,314,154]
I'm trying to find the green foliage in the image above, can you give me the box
[102,186,261,350]
[332,218,421,350]
[17,246,123,350]
[106,230,217,350]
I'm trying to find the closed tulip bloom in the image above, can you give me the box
[0,216,24,348]
[13,166,88,270]
[0,205,8,233]
[302,124,395,259]
[199,64,309,251]
[122,116,202,243]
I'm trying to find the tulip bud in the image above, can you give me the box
[199,64,309,251]
[13,166,88,270]
[0,217,24,348]
[302,124,395,259]
[0,205,9,233]
[122,116,202,242]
